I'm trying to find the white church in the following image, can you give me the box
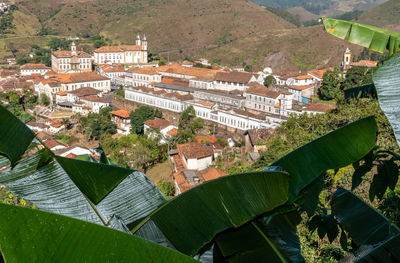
[93,34,148,65]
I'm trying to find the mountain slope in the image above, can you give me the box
[355,0,400,32]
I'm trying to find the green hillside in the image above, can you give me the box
[355,0,400,32]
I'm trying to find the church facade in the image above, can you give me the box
[93,34,148,65]
[51,42,92,74]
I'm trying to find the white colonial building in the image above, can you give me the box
[20,63,51,76]
[93,34,148,65]
[51,42,92,74]
[213,71,263,92]
[125,67,162,87]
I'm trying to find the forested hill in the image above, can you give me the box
[355,0,400,32]
[250,0,388,16]
[0,0,393,71]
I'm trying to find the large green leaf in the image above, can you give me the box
[55,156,133,204]
[215,212,304,263]
[373,53,400,148]
[0,204,197,263]
[320,18,400,55]
[273,116,377,200]
[147,171,290,256]
[0,105,35,167]
[355,234,400,263]
[331,188,400,246]
[0,149,166,227]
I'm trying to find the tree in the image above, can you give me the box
[39,93,50,106]
[177,106,204,142]
[342,66,373,90]
[130,106,162,134]
[78,107,117,140]
[318,68,343,100]
[157,181,175,197]
[264,75,277,87]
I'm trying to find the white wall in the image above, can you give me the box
[186,156,213,170]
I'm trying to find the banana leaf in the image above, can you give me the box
[355,234,400,263]
[215,211,304,263]
[272,116,377,200]
[331,188,400,246]
[0,105,35,167]
[344,84,376,99]
[0,204,198,263]
[146,171,290,256]
[0,149,166,227]
[372,53,400,148]
[320,18,400,55]
[55,156,133,204]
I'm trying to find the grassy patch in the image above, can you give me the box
[146,161,174,185]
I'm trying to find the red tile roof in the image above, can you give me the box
[110,109,130,118]
[350,60,378,67]
[215,71,254,84]
[161,77,189,87]
[94,45,142,53]
[303,103,336,112]
[43,139,65,149]
[80,95,108,103]
[201,168,227,181]
[52,50,90,58]
[166,128,178,136]
[127,67,160,75]
[246,83,281,98]
[295,75,314,80]
[60,72,109,83]
[144,118,172,130]
[20,63,50,70]
[177,142,213,159]
[289,85,314,91]
[307,68,334,79]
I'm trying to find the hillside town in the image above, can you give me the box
[0,35,379,195]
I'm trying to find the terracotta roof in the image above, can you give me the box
[215,71,254,84]
[177,142,213,159]
[26,121,48,129]
[350,60,378,67]
[52,50,91,58]
[230,108,266,121]
[289,85,314,91]
[65,153,77,159]
[295,75,314,80]
[193,101,215,107]
[20,63,50,70]
[144,118,172,130]
[110,109,130,118]
[166,128,178,136]
[127,67,160,75]
[80,95,108,103]
[0,70,18,77]
[303,103,336,112]
[45,70,58,76]
[60,72,109,83]
[246,83,280,98]
[157,64,221,78]
[35,131,53,141]
[94,45,142,53]
[102,65,126,72]
[307,68,334,79]
[161,77,189,87]
[129,86,194,101]
[68,87,100,97]
[56,91,67,96]
[201,168,227,181]
[43,139,65,149]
